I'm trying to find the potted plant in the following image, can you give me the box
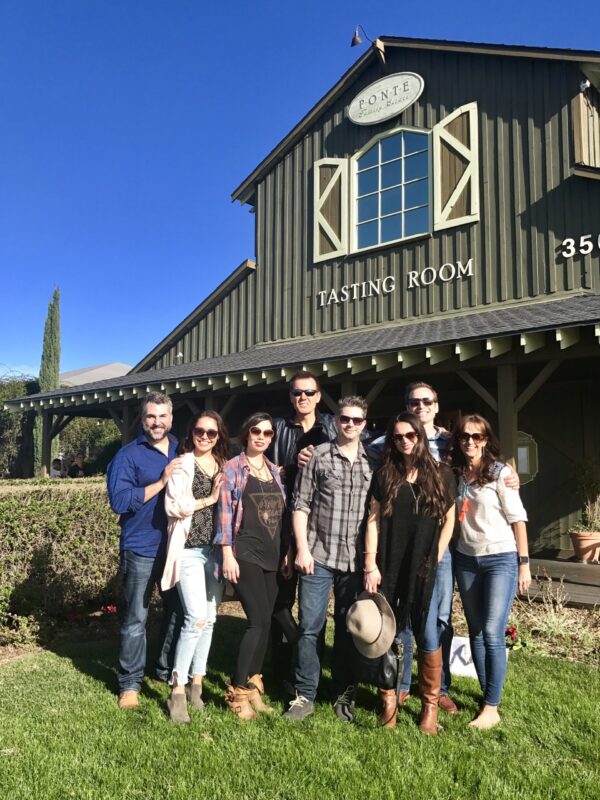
[570,459,600,563]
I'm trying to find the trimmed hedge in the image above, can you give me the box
[0,479,120,640]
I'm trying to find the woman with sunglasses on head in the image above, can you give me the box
[449,414,530,730]
[214,412,288,719]
[161,411,230,723]
[364,412,456,734]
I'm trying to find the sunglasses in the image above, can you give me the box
[392,431,419,443]
[458,432,487,444]
[339,414,365,425]
[407,397,435,407]
[249,426,274,438]
[192,427,218,440]
[290,389,319,397]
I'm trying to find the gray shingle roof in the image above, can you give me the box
[7,294,600,406]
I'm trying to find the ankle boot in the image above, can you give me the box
[417,647,442,735]
[377,688,397,728]
[225,685,257,720]
[167,691,191,724]
[247,674,274,713]
[187,679,205,711]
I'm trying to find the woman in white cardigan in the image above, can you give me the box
[162,411,230,723]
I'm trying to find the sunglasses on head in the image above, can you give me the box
[339,414,365,425]
[458,432,487,443]
[392,431,419,443]
[290,388,319,397]
[192,427,218,440]
[408,397,435,407]
[249,426,274,438]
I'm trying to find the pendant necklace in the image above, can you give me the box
[408,480,419,514]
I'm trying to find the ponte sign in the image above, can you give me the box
[348,72,425,125]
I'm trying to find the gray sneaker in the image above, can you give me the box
[283,694,315,721]
[333,685,356,723]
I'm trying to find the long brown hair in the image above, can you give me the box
[448,414,501,486]
[179,410,230,466]
[378,412,449,519]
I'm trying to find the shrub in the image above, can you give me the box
[0,479,120,642]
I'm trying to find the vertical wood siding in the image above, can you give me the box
[251,49,600,345]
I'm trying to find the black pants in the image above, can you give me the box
[233,560,278,687]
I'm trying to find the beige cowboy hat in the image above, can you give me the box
[346,591,396,658]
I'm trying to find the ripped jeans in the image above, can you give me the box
[171,546,224,686]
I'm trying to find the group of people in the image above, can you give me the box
[106,373,531,733]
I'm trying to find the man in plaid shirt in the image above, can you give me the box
[283,396,372,722]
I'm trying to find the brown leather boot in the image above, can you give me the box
[417,647,442,735]
[378,689,397,728]
[225,685,257,720]
[247,674,274,712]
[397,690,411,707]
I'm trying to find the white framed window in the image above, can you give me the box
[352,128,431,252]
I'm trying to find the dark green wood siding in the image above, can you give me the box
[253,48,600,345]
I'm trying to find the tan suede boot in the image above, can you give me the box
[225,685,257,720]
[247,674,274,713]
[417,647,442,735]
[377,688,397,728]
[187,678,205,711]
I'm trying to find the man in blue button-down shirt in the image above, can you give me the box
[107,392,183,709]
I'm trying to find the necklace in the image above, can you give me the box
[246,456,270,481]
[407,480,419,514]
[194,454,218,479]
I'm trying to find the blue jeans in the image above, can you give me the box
[455,550,518,706]
[295,563,362,701]
[171,546,224,685]
[118,549,183,692]
[397,546,455,693]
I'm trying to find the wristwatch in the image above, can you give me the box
[518,556,529,565]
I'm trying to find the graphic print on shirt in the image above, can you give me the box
[248,492,284,539]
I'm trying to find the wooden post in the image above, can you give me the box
[41,411,52,478]
[497,364,517,468]
[122,404,133,445]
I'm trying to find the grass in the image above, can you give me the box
[1,613,599,800]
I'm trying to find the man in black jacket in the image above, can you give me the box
[266,370,337,691]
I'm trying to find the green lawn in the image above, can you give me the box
[0,614,599,800]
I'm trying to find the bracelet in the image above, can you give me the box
[364,567,378,575]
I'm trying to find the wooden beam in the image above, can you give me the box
[319,387,338,414]
[340,380,356,397]
[515,360,560,412]
[324,360,349,377]
[303,363,326,376]
[426,345,453,365]
[108,408,124,433]
[457,369,498,411]
[264,369,286,385]
[520,332,545,354]
[398,349,426,368]
[246,371,265,387]
[372,353,400,372]
[50,414,75,439]
[366,379,389,406]
[555,327,580,350]
[227,373,247,388]
[175,380,193,394]
[595,324,600,343]
[486,336,512,358]
[497,364,517,468]
[186,399,200,415]
[41,411,52,478]
[208,376,228,391]
[219,394,238,421]
[349,356,373,375]
[455,341,481,361]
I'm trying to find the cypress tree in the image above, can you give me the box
[34,288,61,474]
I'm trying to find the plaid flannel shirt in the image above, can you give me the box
[292,440,372,572]
[213,452,286,573]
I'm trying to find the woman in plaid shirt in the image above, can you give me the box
[214,412,289,719]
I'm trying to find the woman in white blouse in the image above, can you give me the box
[449,414,531,730]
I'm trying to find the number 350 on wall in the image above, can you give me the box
[560,235,600,258]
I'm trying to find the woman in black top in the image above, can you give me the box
[216,413,288,719]
[364,412,456,734]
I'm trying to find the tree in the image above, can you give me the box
[34,288,61,474]
[0,373,37,477]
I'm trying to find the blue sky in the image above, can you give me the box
[1,0,599,377]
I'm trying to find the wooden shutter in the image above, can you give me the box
[433,102,479,231]
[573,87,600,169]
[313,158,348,263]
